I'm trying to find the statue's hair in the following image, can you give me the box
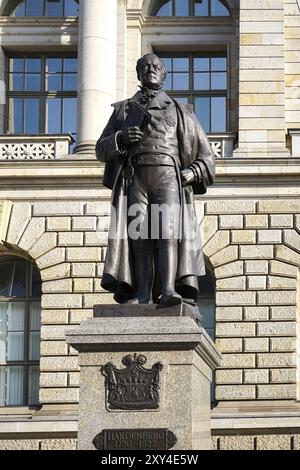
[136,54,167,82]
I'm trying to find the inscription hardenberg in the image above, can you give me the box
[93,428,177,450]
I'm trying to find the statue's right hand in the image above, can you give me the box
[118,127,144,148]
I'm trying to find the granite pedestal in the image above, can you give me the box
[65,304,221,450]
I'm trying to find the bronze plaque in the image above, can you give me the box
[102,354,163,410]
[93,428,177,451]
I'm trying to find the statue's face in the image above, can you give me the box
[139,55,165,89]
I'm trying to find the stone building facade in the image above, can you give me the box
[0,0,299,451]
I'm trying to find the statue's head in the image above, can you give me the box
[136,54,167,90]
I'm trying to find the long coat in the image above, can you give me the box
[96,91,215,303]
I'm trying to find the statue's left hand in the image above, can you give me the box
[181,168,195,187]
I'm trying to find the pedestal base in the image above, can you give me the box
[65,304,221,451]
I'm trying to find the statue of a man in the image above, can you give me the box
[96,54,215,307]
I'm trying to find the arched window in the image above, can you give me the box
[0,258,41,406]
[153,0,230,17]
[10,0,78,17]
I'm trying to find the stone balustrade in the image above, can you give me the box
[0,133,237,160]
[0,135,73,160]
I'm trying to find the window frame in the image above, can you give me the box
[152,0,231,17]
[5,52,77,140]
[159,51,229,133]
[8,0,79,18]
[0,258,41,407]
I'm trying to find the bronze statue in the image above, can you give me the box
[96,54,215,307]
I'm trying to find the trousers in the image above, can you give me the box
[127,164,181,303]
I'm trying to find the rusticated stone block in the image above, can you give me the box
[240,245,274,260]
[29,233,58,259]
[40,372,68,387]
[258,322,296,337]
[40,356,79,371]
[216,307,243,322]
[72,217,97,231]
[244,369,269,384]
[69,309,93,324]
[245,215,268,229]
[244,260,268,274]
[210,246,238,267]
[221,354,255,368]
[40,388,79,403]
[200,215,218,245]
[83,293,115,308]
[42,279,72,293]
[58,232,84,247]
[215,369,243,384]
[216,385,255,400]
[270,306,296,321]
[41,309,69,325]
[18,217,46,251]
[33,202,83,216]
[244,307,269,321]
[269,260,298,278]
[66,247,102,262]
[71,263,96,277]
[257,435,291,450]
[40,341,68,356]
[270,215,293,228]
[0,440,40,450]
[216,291,256,306]
[275,245,300,266]
[257,385,296,400]
[258,291,296,305]
[204,231,230,257]
[244,338,269,352]
[73,278,93,293]
[216,322,255,337]
[85,202,110,216]
[6,203,31,245]
[41,263,71,281]
[258,200,300,214]
[270,368,296,383]
[215,261,244,279]
[283,230,300,253]
[42,294,82,309]
[247,276,267,290]
[206,200,256,214]
[36,248,66,270]
[257,230,282,244]
[232,230,256,244]
[219,215,243,229]
[68,372,80,386]
[217,276,246,290]
[41,326,68,341]
[257,353,296,368]
[84,232,108,246]
[47,217,71,231]
[270,338,296,352]
[215,338,243,353]
[219,436,255,451]
[40,439,77,450]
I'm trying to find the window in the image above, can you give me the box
[7,55,77,147]
[0,259,41,406]
[154,0,230,17]
[162,54,227,133]
[198,264,216,404]
[11,0,78,17]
